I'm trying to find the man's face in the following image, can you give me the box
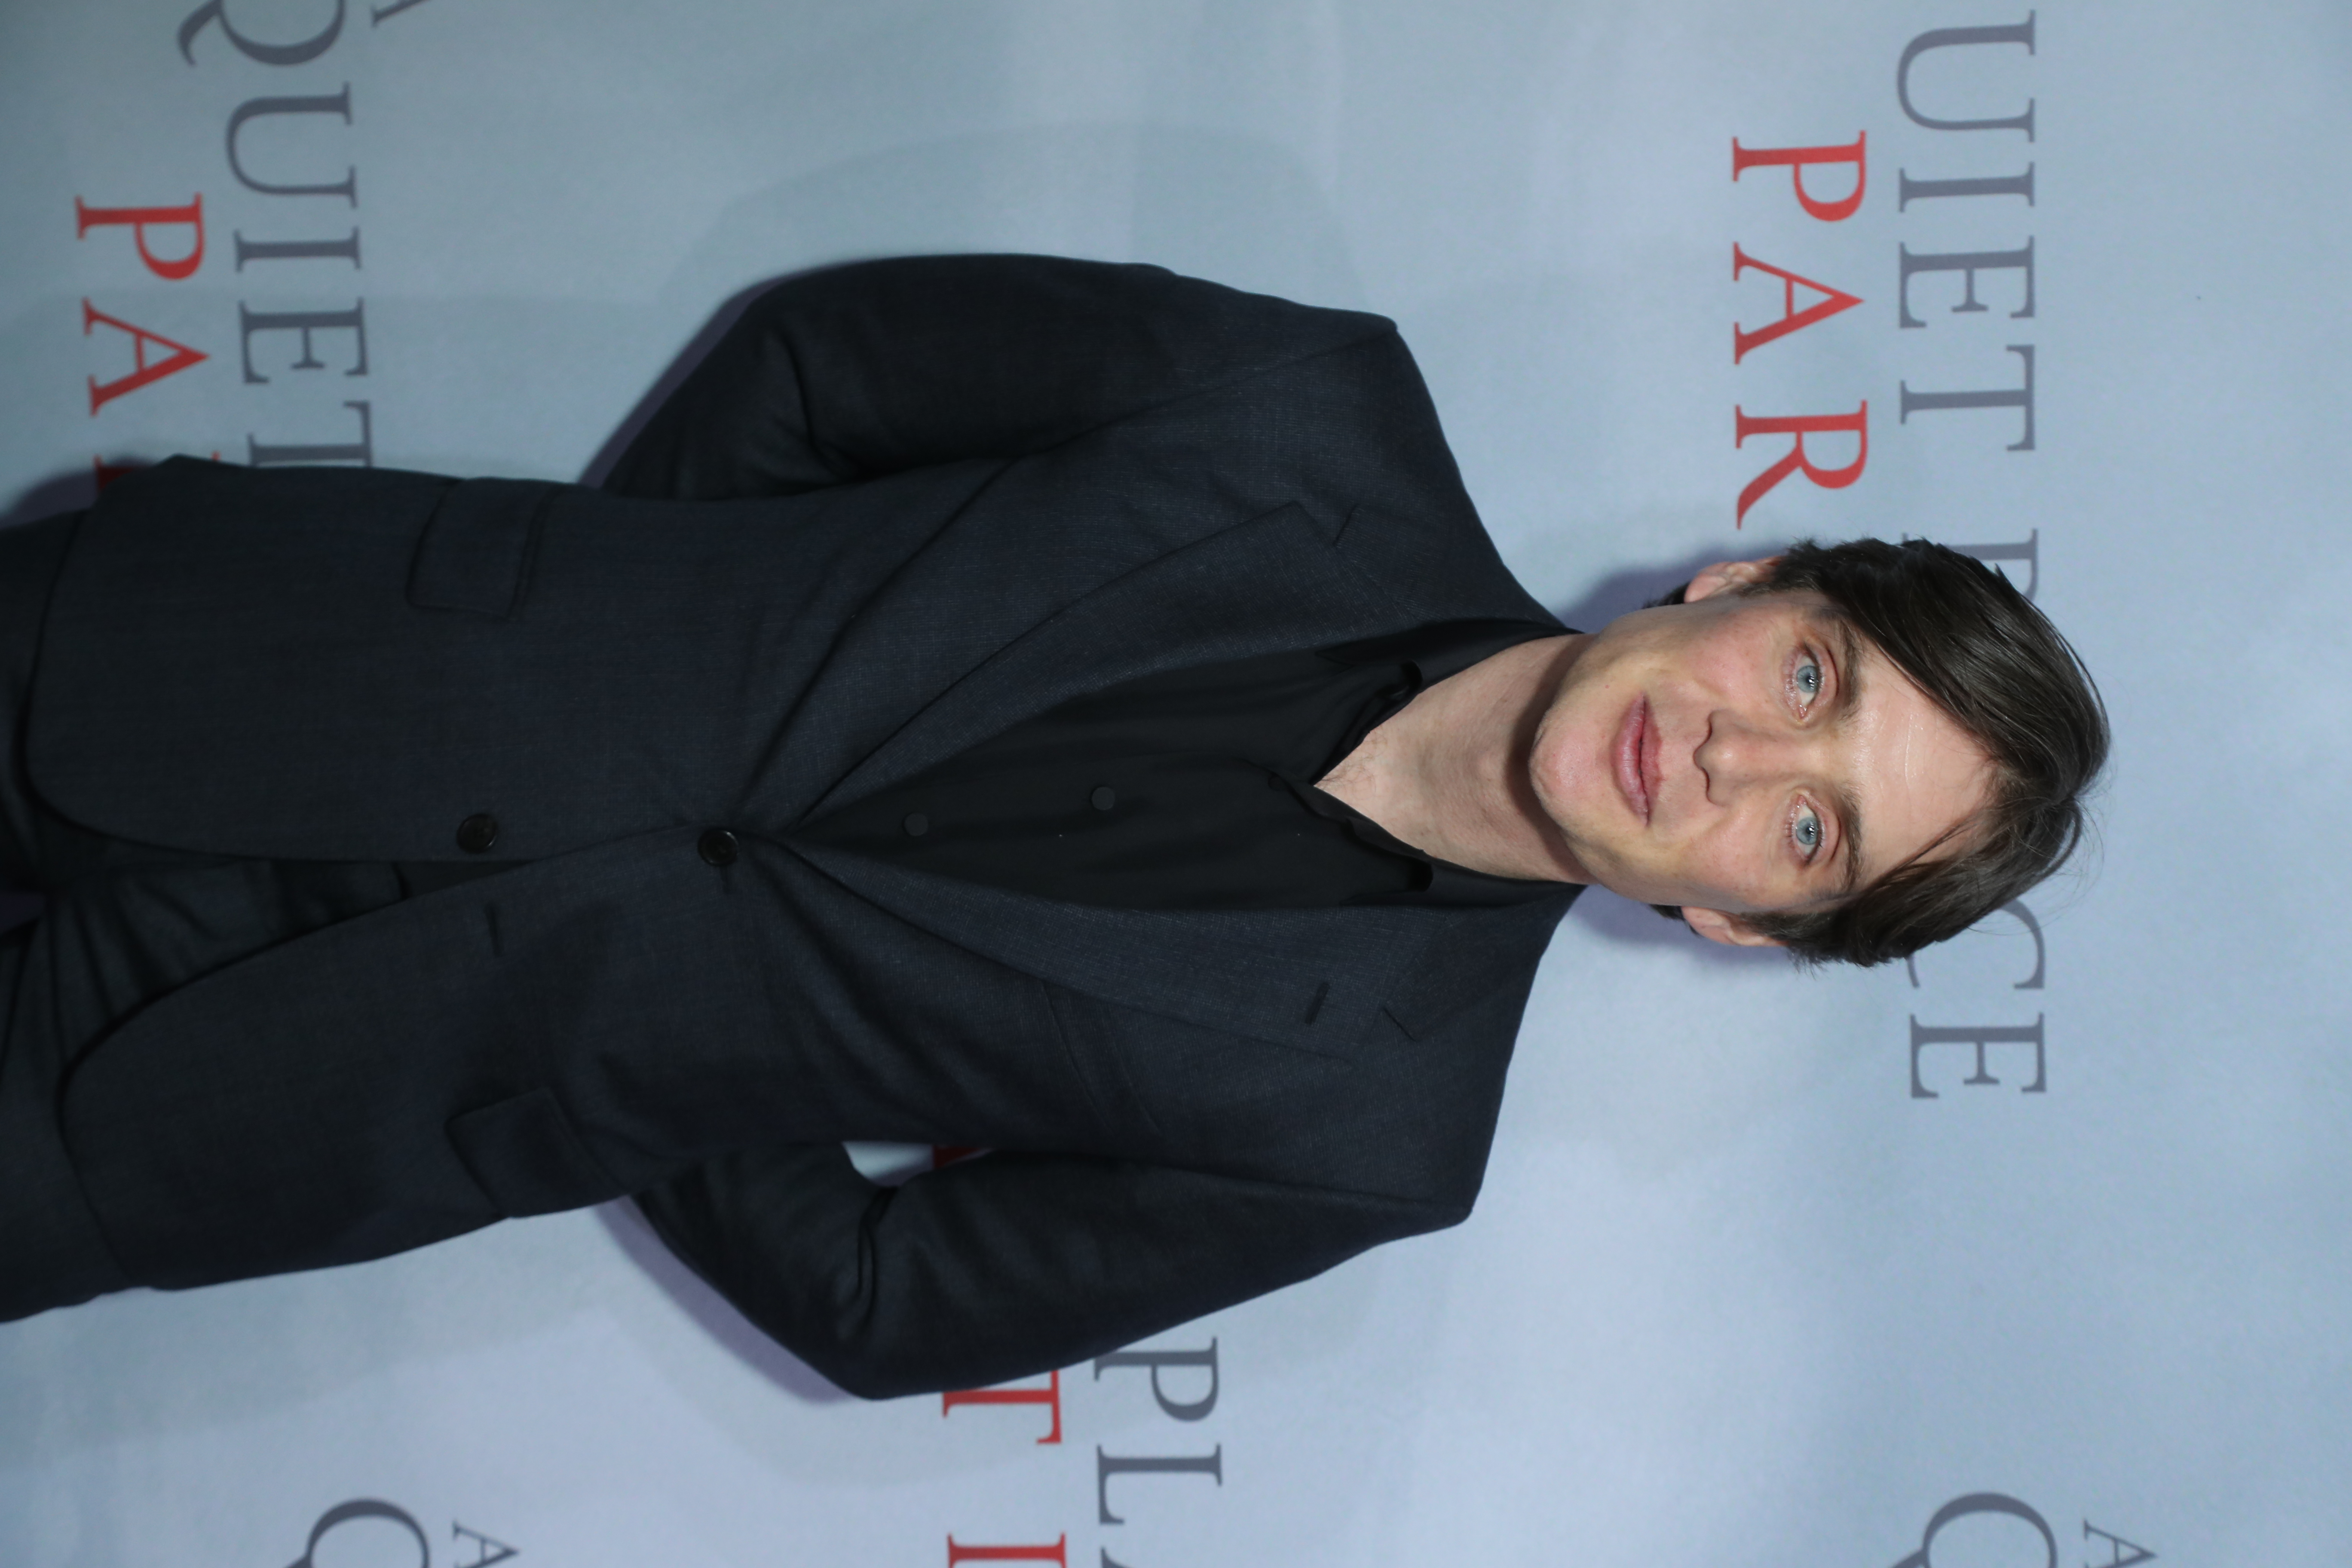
[1525,560,1995,946]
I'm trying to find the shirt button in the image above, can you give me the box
[698,828,740,867]
[1090,786,1117,812]
[456,813,499,854]
[902,812,930,837]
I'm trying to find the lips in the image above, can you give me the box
[1614,696,1654,824]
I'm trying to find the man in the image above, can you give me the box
[0,255,2106,1396]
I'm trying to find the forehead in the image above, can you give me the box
[1730,582,1838,626]
[1831,625,1995,890]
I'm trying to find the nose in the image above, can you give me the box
[1693,710,1821,800]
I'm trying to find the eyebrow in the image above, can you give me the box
[1830,776,1866,898]
[1825,617,1867,897]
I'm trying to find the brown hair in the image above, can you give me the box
[1651,538,2109,966]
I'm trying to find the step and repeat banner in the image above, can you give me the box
[4,1,2347,1563]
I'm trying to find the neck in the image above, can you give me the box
[1317,633,1592,882]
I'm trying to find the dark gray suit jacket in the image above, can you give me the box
[28,255,1574,1396]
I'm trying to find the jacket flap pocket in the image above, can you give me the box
[408,478,555,617]
[447,1088,620,1217]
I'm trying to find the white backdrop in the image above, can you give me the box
[4,2,2348,1563]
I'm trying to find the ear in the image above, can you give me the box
[1682,557,1780,603]
[1680,906,1786,949]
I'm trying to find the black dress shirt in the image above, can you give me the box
[802,619,1566,909]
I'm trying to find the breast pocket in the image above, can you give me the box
[408,478,558,619]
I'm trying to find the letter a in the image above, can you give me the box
[2082,1522,2156,1568]
[451,1525,520,1568]
[82,300,208,413]
[1732,246,1863,362]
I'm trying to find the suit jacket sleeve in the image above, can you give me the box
[633,1142,1459,1400]
[601,253,1398,499]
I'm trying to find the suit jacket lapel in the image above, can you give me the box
[807,502,1421,815]
[797,499,1572,1049]
[794,844,1446,1052]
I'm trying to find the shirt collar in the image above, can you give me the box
[1287,778,1575,908]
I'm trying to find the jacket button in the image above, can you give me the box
[1090,785,1117,812]
[902,812,929,837]
[698,828,740,867]
[456,814,499,854]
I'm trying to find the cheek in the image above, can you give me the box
[1671,813,1788,913]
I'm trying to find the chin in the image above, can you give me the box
[1529,726,1637,872]
[1525,712,1593,820]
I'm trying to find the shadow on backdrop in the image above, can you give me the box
[2,469,95,532]
[579,277,784,489]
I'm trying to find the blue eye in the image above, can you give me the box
[1793,804,1823,858]
[1794,657,1822,704]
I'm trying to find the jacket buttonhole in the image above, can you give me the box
[1303,980,1331,1025]
[483,903,504,958]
